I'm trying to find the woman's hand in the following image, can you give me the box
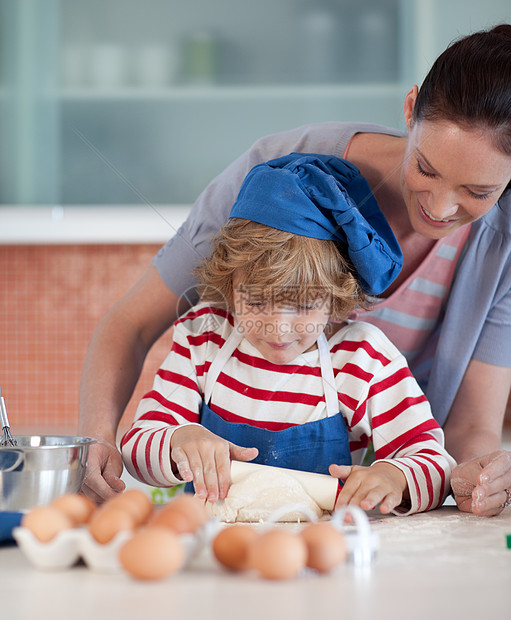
[451,450,511,516]
[170,426,258,502]
[329,462,408,514]
[81,440,126,504]
[444,360,511,516]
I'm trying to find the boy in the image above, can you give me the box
[121,153,455,515]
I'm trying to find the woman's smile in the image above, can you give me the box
[419,203,458,226]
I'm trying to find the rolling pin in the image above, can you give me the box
[230,460,339,512]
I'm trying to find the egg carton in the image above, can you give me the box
[13,526,203,572]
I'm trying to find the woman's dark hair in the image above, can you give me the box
[413,24,511,158]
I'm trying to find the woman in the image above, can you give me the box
[79,24,511,516]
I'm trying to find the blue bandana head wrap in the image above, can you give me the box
[229,153,403,295]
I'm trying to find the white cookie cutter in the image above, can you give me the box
[264,503,379,566]
[264,502,320,525]
[331,505,379,566]
[265,503,379,567]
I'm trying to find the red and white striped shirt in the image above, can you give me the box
[121,303,456,514]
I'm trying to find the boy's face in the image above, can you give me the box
[233,283,331,364]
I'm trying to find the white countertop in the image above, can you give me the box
[0,205,191,244]
[2,506,510,620]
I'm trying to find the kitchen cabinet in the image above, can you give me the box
[0,0,510,208]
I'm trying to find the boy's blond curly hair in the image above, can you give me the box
[195,219,368,320]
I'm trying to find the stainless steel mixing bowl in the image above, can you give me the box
[0,435,96,510]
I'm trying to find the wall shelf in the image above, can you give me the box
[59,83,405,102]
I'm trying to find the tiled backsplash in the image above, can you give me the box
[0,244,172,436]
[1,243,510,438]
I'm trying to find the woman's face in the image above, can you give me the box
[401,118,511,240]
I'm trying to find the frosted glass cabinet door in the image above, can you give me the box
[0,0,61,204]
[1,0,510,207]
[0,0,403,206]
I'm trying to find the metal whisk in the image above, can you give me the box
[0,386,17,446]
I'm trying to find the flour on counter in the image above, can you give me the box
[205,469,323,522]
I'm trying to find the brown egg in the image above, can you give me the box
[150,506,191,534]
[51,493,97,526]
[105,489,153,525]
[21,506,74,542]
[250,529,307,580]
[212,525,259,572]
[300,522,347,573]
[150,493,208,534]
[87,506,136,544]
[165,493,208,529]
[119,526,185,580]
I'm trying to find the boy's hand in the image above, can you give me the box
[329,462,408,514]
[170,426,258,502]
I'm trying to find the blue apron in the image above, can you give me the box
[185,327,351,492]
